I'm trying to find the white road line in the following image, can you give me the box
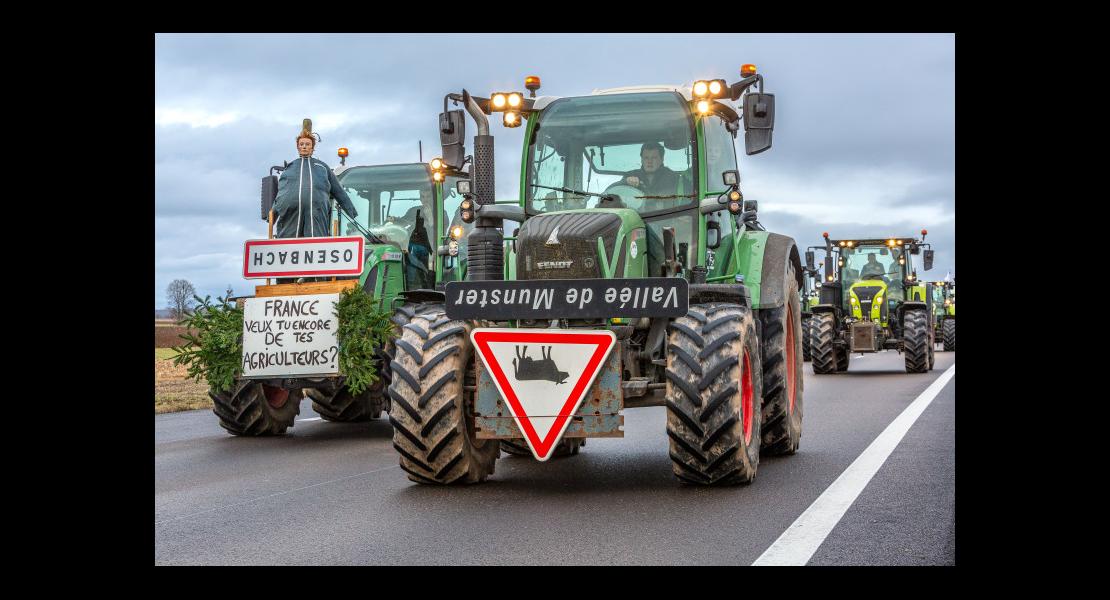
[752,364,955,566]
[297,417,322,422]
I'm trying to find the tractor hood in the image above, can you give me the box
[516,209,642,280]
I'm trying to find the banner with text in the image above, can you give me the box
[242,293,340,378]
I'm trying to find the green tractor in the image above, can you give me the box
[929,278,955,351]
[807,230,937,375]
[211,150,469,436]
[799,248,823,362]
[386,66,806,486]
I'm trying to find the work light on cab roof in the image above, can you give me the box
[489,92,523,111]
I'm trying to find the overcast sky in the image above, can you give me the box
[155,33,954,308]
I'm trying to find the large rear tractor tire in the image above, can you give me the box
[665,302,763,485]
[801,315,812,362]
[811,311,839,374]
[942,319,956,352]
[211,380,300,436]
[758,266,805,455]
[501,437,585,458]
[903,309,931,373]
[387,310,499,484]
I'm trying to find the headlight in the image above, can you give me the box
[874,296,882,304]
[850,297,857,304]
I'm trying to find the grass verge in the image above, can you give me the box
[155,348,211,414]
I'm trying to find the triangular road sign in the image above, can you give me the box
[471,328,617,461]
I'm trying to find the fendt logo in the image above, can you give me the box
[545,226,561,246]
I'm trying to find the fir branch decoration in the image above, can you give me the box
[334,286,396,395]
[172,294,243,393]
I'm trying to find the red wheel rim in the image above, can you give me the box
[785,304,796,413]
[262,384,290,409]
[741,350,754,444]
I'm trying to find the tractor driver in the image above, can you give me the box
[622,142,679,197]
[859,253,887,281]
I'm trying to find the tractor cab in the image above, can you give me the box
[335,162,469,292]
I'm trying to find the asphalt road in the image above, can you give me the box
[155,349,955,565]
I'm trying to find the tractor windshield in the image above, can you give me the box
[336,164,436,254]
[526,92,697,215]
[840,245,907,300]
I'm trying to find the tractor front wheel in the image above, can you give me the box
[903,309,931,373]
[801,315,812,362]
[306,382,383,422]
[387,310,499,484]
[811,312,840,375]
[665,302,763,485]
[835,346,851,372]
[211,380,300,436]
[942,319,956,352]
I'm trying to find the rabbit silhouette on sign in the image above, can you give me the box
[512,345,569,384]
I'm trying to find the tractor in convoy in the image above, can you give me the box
[806,231,936,375]
[800,248,823,362]
[211,149,470,436]
[386,67,806,486]
[930,278,955,351]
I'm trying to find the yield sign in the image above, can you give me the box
[471,328,617,461]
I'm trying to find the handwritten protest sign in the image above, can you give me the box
[242,293,340,378]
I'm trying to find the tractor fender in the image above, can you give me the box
[689,283,750,307]
[754,233,804,310]
[812,304,838,315]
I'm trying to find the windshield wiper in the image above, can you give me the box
[337,207,388,245]
[635,193,698,200]
[530,183,616,200]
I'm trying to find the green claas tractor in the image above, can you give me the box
[800,248,823,362]
[806,230,937,375]
[211,150,468,436]
[386,66,806,486]
[930,278,955,351]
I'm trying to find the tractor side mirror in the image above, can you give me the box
[923,249,934,271]
[805,250,815,270]
[439,109,466,170]
[743,92,775,155]
[706,218,721,250]
[260,175,278,222]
